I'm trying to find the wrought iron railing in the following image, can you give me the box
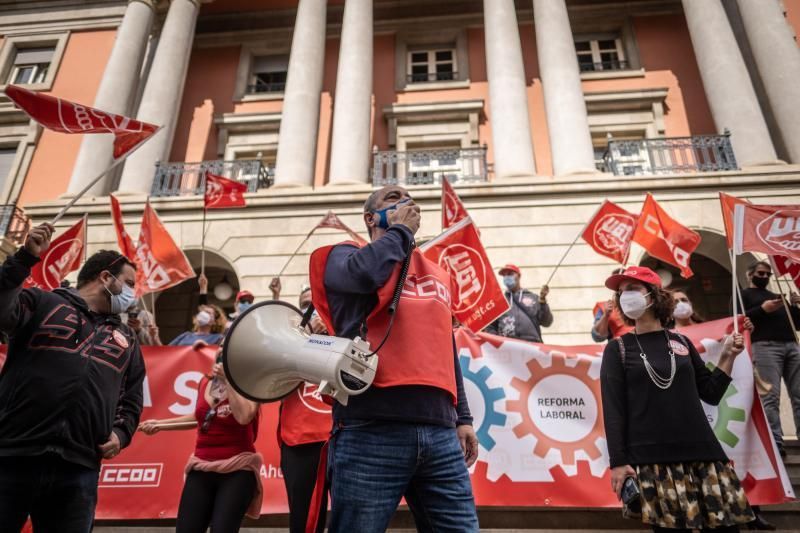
[0,204,30,246]
[151,160,274,197]
[407,71,458,83]
[602,133,738,176]
[246,81,286,94]
[579,59,630,72]
[372,146,488,186]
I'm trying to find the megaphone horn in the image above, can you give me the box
[222,301,378,405]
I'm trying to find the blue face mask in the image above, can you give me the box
[503,275,516,290]
[237,301,252,313]
[372,198,411,230]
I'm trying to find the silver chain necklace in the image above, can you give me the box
[633,329,676,390]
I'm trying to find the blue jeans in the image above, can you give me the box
[0,454,99,533]
[328,420,479,533]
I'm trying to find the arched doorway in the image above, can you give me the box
[152,249,240,344]
[636,230,756,321]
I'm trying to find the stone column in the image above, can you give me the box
[533,0,596,176]
[682,0,779,167]
[117,0,200,193]
[67,0,155,196]
[273,0,327,187]
[327,0,373,185]
[736,0,800,164]
[483,0,536,178]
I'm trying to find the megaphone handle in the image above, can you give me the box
[388,242,415,315]
[300,303,316,329]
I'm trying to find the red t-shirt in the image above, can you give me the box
[194,378,258,462]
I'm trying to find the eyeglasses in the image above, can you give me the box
[200,402,217,433]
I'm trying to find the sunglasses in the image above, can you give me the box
[200,402,217,433]
[753,271,772,278]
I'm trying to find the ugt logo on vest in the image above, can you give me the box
[594,214,635,256]
[757,210,800,255]
[437,244,485,312]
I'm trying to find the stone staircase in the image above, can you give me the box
[95,441,800,532]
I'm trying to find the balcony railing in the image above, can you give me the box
[407,71,458,83]
[0,205,30,246]
[151,160,274,197]
[372,146,488,186]
[246,81,286,94]
[579,59,630,72]
[602,133,738,176]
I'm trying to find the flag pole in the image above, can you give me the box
[729,249,740,335]
[544,203,603,288]
[51,126,163,226]
[768,256,800,344]
[200,171,207,276]
[278,231,314,277]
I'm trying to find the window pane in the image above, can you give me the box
[12,67,34,84]
[33,64,49,83]
[410,52,428,63]
[574,41,591,52]
[435,50,452,61]
[598,39,617,50]
[577,54,595,71]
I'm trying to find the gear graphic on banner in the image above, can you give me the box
[459,354,507,451]
[703,361,747,448]
[506,354,605,466]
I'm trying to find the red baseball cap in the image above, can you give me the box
[236,290,254,302]
[605,266,662,291]
[499,264,521,276]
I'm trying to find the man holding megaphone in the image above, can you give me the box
[308,185,479,532]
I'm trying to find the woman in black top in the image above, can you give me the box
[600,266,754,532]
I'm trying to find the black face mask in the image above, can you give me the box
[752,276,769,289]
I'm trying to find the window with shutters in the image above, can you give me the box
[247,55,289,94]
[407,48,457,83]
[7,47,54,85]
[574,36,627,72]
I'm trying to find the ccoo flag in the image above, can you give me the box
[135,202,195,296]
[204,173,248,209]
[632,194,701,278]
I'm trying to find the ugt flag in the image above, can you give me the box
[442,178,469,229]
[632,193,701,278]
[24,216,87,290]
[581,200,637,264]
[4,85,158,159]
[773,255,800,292]
[204,172,247,209]
[734,203,800,264]
[421,216,508,331]
[135,203,195,296]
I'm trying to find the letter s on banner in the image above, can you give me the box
[169,371,204,415]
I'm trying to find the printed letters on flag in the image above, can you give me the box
[4,85,158,159]
[733,203,800,263]
[24,216,86,290]
[581,200,637,264]
[774,255,800,292]
[632,194,701,278]
[314,211,368,246]
[204,173,247,209]
[719,192,749,249]
[421,217,509,331]
[110,195,137,261]
[135,203,195,296]
[442,178,469,229]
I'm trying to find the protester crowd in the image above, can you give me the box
[0,186,799,533]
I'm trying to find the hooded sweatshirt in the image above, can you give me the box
[0,248,145,470]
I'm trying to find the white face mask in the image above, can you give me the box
[619,290,651,319]
[673,301,693,320]
[196,311,213,326]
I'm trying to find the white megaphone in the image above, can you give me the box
[222,301,378,405]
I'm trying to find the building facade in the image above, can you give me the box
[1,0,799,351]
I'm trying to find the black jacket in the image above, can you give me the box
[0,248,145,470]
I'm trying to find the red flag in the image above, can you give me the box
[314,211,368,246]
[632,193,701,278]
[442,178,468,229]
[581,200,638,264]
[24,216,87,290]
[774,255,800,292]
[110,195,137,261]
[204,173,247,209]
[720,192,749,249]
[135,203,195,296]
[421,216,509,331]
[733,203,800,263]
[4,85,158,159]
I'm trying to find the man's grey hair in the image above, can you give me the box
[363,188,383,213]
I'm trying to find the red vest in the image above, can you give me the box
[593,301,634,339]
[194,378,259,462]
[278,382,332,447]
[310,243,456,401]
